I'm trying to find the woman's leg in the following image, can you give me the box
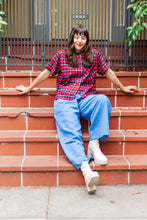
[54,98,93,170]
[79,94,112,141]
[54,97,100,194]
[79,94,112,165]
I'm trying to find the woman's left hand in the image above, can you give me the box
[121,86,139,94]
[105,69,139,94]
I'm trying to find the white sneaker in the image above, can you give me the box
[87,139,108,165]
[81,161,100,194]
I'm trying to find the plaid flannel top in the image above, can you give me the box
[46,48,109,100]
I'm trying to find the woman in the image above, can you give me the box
[16,24,138,194]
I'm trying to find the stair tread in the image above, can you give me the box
[0,155,147,172]
[0,108,54,117]
[0,88,146,109]
[0,130,147,142]
[0,130,58,142]
[1,108,147,131]
[1,108,147,117]
[0,88,146,95]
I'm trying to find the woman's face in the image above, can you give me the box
[74,32,87,53]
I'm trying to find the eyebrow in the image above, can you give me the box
[75,33,86,37]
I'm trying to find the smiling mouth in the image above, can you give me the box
[77,44,82,47]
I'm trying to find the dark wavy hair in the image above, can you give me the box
[66,24,93,68]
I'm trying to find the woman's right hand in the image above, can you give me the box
[15,69,50,95]
[15,85,31,95]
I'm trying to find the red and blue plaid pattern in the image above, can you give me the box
[46,49,109,100]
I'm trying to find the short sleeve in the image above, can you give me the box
[46,51,60,76]
[94,49,109,75]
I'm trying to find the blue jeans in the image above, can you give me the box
[54,94,112,169]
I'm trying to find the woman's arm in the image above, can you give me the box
[16,69,51,94]
[105,68,138,94]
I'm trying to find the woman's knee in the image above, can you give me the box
[96,94,112,111]
[96,94,110,103]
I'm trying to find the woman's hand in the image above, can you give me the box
[15,85,31,95]
[120,86,139,94]
[15,69,51,95]
[105,69,139,94]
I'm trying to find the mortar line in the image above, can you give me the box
[118,109,121,130]
[20,157,25,187]
[120,130,125,156]
[138,72,141,88]
[21,127,28,187]
[23,115,28,157]
[143,90,145,108]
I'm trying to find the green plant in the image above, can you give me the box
[125,0,147,48]
[0,0,7,34]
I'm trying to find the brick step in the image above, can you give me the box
[0,88,146,108]
[0,129,147,186]
[1,108,147,130]
[0,71,147,89]
[0,155,147,186]
[0,130,147,157]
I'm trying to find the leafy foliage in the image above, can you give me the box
[125,0,147,48]
[0,0,7,34]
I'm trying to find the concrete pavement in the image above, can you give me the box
[0,185,147,220]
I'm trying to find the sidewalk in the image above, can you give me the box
[0,185,147,220]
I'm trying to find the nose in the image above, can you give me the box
[78,37,82,42]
